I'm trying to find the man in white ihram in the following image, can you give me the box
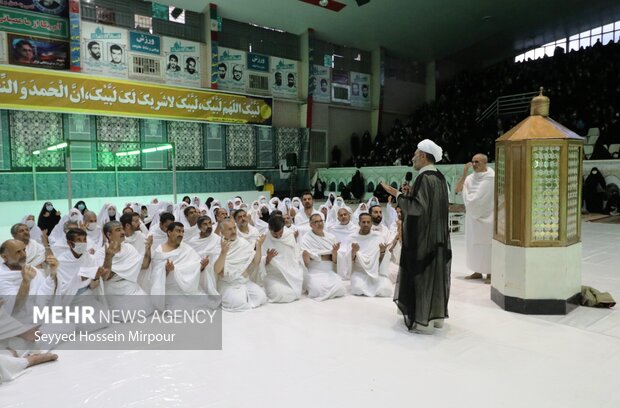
[150,222,210,310]
[349,213,393,297]
[300,213,345,301]
[455,153,495,284]
[187,216,221,295]
[10,223,46,268]
[259,215,304,303]
[215,219,266,311]
[98,221,154,319]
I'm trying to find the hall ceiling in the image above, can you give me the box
[159,0,620,63]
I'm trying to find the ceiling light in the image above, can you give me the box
[319,0,329,7]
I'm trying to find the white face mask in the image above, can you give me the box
[25,220,35,229]
[108,210,116,217]
[72,242,88,255]
[69,214,80,222]
[86,222,97,231]
[45,205,54,212]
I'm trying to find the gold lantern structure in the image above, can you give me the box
[491,88,584,314]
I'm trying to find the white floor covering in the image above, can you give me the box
[2,222,620,407]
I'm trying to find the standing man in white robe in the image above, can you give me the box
[187,216,220,295]
[214,219,266,312]
[234,209,261,247]
[260,216,304,303]
[300,214,346,301]
[98,221,154,319]
[150,222,210,310]
[456,153,495,284]
[10,223,46,268]
[349,214,393,297]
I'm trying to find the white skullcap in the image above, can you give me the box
[417,139,443,162]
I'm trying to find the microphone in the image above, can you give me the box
[405,172,413,182]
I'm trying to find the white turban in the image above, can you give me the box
[417,139,443,162]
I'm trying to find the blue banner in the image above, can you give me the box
[129,31,160,55]
[247,52,268,72]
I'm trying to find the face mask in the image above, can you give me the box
[72,242,87,255]
[108,210,116,217]
[70,214,80,222]
[592,170,598,174]
[25,220,35,229]
[87,222,97,231]
[77,204,85,211]
[46,205,54,212]
[370,200,377,206]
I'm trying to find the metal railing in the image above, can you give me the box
[476,91,539,123]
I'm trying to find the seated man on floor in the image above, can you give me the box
[214,219,266,311]
[349,213,393,297]
[326,206,358,279]
[82,211,102,252]
[150,222,212,310]
[0,302,58,384]
[98,221,154,320]
[10,223,46,268]
[234,209,261,247]
[187,216,220,295]
[299,214,345,301]
[0,240,57,324]
[260,215,304,303]
[55,228,108,331]
[149,212,175,255]
[182,206,200,243]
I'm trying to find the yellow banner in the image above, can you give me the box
[0,65,273,125]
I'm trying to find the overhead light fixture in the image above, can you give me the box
[32,150,41,155]
[142,147,158,153]
[156,144,173,151]
[319,0,328,6]
[47,142,68,151]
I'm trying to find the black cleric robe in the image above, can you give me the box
[395,168,452,329]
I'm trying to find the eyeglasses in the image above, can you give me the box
[311,220,324,225]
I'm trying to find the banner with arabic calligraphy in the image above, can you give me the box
[309,65,330,103]
[0,0,67,17]
[217,47,245,92]
[0,6,68,39]
[0,65,273,125]
[350,71,370,108]
[163,36,200,88]
[7,32,68,69]
[271,57,298,99]
[81,21,128,79]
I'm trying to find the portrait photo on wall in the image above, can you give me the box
[7,33,68,69]
[0,0,68,16]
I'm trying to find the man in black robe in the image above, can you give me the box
[381,139,451,334]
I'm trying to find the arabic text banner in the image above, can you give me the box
[0,65,273,125]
